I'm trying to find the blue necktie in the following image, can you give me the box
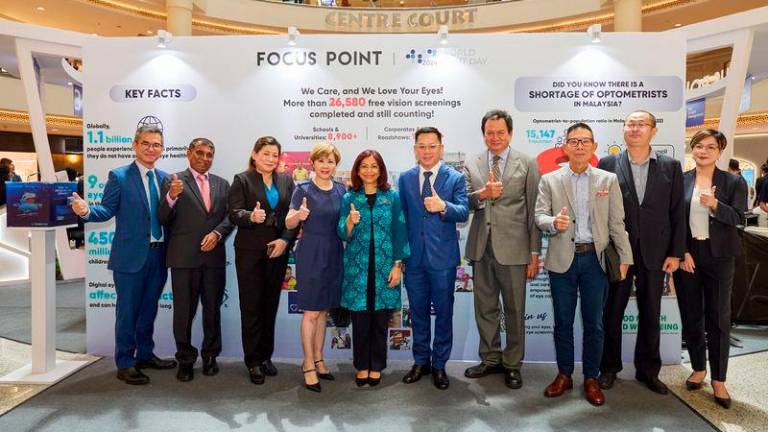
[146,170,162,240]
[422,171,433,199]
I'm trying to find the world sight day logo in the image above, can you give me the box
[405,48,438,65]
[404,47,488,66]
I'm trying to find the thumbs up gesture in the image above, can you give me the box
[70,192,89,217]
[480,170,504,200]
[348,203,361,226]
[168,174,184,199]
[250,201,267,223]
[554,207,570,232]
[424,185,446,213]
[297,197,311,221]
[699,185,718,210]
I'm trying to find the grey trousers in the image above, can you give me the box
[471,240,527,370]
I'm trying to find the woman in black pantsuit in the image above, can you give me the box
[229,136,296,385]
[674,129,746,409]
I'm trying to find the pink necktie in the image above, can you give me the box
[197,174,211,212]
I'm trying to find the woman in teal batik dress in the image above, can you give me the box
[338,150,409,387]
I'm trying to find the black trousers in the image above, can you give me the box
[235,248,288,368]
[171,267,225,364]
[673,240,733,381]
[351,310,389,372]
[601,250,666,379]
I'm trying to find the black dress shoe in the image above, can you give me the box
[637,374,668,395]
[598,372,616,390]
[202,357,219,376]
[505,369,523,389]
[117,367,150,385]
[248,365,265,385]
[402,364,431,384]
[432,368,449,390]
[714,395,732,409]
[314,360,335,381]
[302,368,321,393]
[262,359,278,377]
[176,363,194,382]
[464,362,506,378]
[135,355,177,370]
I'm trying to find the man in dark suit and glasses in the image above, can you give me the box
[158,138,234,381]
[597,110,685,395]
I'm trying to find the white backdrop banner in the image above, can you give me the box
[83,33,685,364]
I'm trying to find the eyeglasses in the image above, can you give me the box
[139,140,163,150]
[565,138,593,147]
[624,123,652,130]
[692,144,720,153]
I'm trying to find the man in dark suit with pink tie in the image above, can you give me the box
[158,138,234,381]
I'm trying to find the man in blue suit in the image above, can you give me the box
[71,125,177,385]
[398,126,468,390]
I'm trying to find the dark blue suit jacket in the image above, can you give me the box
[398,164,468,270]
[85,161,168,273]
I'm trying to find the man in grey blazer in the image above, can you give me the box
[464,110,542,389]
[158,138,234,381]
[535,123,632,406]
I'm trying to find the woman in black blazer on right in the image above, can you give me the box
[229,136,297,385]
[674,129,747,409]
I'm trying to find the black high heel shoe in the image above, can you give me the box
[314,359,335,381]
[368,371,381,387]
[714,395,732,409]
[355,371,369,387]
[685,372,706,391]
[302,368,321,392]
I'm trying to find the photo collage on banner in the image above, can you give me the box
[83,33,685,362]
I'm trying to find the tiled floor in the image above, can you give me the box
[661,350,768,432]
[0,338,99,416]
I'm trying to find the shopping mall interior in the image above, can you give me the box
[1,1,767,431]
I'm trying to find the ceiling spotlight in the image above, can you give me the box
[438,25,449,45]
[586,24,601,44]
[36,6,45,12]
[157,29,173,48]
[288,26,300,47]
[146,30,153,34]
[674,23,682,27]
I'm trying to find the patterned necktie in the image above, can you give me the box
[422,171,433,199]
[491,155,502,181]
[146,170,162,240]
[197,173,211,212]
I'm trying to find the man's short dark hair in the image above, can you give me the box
[566,122,593,137]
[414,126,442,143]
[729,158,740,171]
[188,138,215,152]
[481,109,513,134]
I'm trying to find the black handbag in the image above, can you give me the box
[604,241,623,283]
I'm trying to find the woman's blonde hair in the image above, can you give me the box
[309,142,341,164]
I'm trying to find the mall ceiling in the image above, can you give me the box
[2,0,768,136]
[1,0,767,36]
